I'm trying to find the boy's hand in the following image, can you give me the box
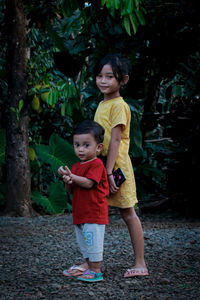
[59,165,73,185]
[63,175,72,185]
[58,166,67,176]
[64,165,71,176]
[58,165,71,176]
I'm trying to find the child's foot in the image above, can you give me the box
[76,269,103,282]
[63,264,88,277]
[124,267,149,278]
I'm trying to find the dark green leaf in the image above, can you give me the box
[31,191,56,213]
[135,9,146,26]
[129,13,138,34]
[49,182,69,213]
[123,15,131,36]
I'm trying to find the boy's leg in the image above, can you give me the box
[119,207,148,277]
[82,223,105,273]
[74,224,89,268]
[63,225,88,276]
[76,224,105,281]
[88,261,101,273]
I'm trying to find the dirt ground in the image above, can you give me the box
[0,212,200,299]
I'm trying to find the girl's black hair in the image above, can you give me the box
[94,53,131,84]
[74,120,105,144]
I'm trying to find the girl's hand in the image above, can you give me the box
[108,174,119,194]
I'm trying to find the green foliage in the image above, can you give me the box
[58,0,82,17]
[137,162,165,183]
[130,111,143,157]
[27,27,54,86]
[135,161,166,198]
[179,52,200,97]
[101,0,146,34]
[32,133,77,213]
[34,133,77,172]
[31,190,55,213]
[31,182,71,214]
[26,0,200,212]
[127,99,144,158]
[10,100,24,122]
[1,0,200,215]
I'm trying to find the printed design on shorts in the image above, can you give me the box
[83,231,93,246]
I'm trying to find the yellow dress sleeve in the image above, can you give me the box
[110,102,127,129]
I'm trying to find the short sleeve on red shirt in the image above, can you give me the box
[84,162,104,184]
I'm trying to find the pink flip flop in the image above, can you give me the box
[63,265,87,277]
[124,268,149,278]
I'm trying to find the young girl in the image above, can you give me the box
[94,53,148,277]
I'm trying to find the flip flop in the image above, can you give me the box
[124,267,149,278]
[63,265,87,277]
[76,269,103,282]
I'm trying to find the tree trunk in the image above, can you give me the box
[5,0,32,216]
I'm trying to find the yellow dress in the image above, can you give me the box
[94,97,138,208]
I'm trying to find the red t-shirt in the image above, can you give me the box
[71,158,109,225]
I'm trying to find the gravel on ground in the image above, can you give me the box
[0,212,200,300]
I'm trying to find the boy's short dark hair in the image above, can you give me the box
[74,120,105,144]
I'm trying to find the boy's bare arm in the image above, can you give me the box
[65,183,72,194]
[58,166,72,193]
[62,175,73,193]
[70,173,94,189]
[58,166,67,176]
[62,165,94,189]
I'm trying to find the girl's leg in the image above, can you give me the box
[119,207,148,276]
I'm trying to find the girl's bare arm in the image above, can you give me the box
[106,125,122,193]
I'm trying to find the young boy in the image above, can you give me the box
[58,120,109,282]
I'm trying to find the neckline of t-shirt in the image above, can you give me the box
[101,96,123,104]
[79,157,99,165]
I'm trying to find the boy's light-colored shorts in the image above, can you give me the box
[74,223,105,262]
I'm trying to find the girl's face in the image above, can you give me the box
[96,64,121,100]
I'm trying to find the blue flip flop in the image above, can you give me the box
[76,269,103,282]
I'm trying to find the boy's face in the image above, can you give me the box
[73,133,103,162]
